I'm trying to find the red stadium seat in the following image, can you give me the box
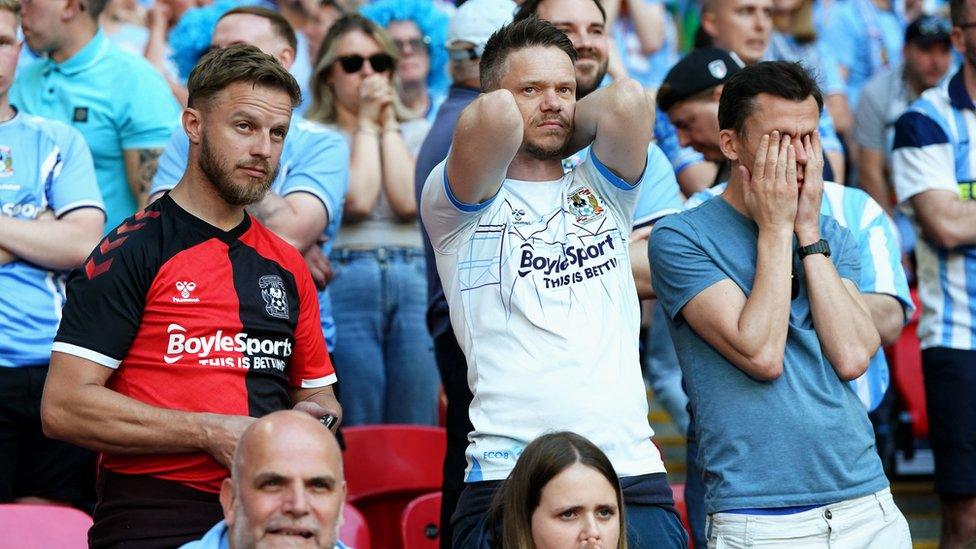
[342,425,446,549]
[0,504,92,548]
[400,492,441,549]
[885,289,928,438]
[671,483,692,548]
[340,503,371,549]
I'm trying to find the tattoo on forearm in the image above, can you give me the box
[136,148,163,200]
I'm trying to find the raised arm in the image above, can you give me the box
[796,133,880,379]
[445,89,523,204]
[573,78,653,183]
[42,353,254,468]
[378,107,419,221]
[680,134,798,380]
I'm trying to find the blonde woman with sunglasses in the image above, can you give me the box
[307,14,438,428]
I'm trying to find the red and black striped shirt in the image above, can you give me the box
[53,194,334,493]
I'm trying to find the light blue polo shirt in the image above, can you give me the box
[150,117,350,351]
[0,110,104,366]
[11,29,180,233]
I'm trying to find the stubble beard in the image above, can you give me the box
[575,51,609,99]
[199,137,277,207]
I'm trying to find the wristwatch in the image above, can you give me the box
[797,239,831,259]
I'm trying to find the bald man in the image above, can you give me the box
[181,411,348,549]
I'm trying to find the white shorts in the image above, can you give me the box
[706,488,911,548]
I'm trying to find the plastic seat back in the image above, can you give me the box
[400,492,441,549]
[0,504,92,548]
[342,426,446,549]
[340,503,371,549]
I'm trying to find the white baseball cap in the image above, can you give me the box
[447,0,517,56]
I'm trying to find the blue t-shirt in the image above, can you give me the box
[0,111,104,366]
[150,117,350,350]
[821,0,905,107]
[648,196,889,513]
[685,182,914,411]
[10,30,180,233]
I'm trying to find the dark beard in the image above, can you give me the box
[199,137,277,206]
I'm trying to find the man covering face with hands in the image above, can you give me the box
[649,61,912,547]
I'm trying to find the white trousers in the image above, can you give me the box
[706,488,912,548]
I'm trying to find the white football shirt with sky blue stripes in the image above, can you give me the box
[892,68,976,351]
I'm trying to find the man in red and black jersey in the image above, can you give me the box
[41,45,342,549]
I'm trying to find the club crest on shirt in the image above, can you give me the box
[566,186,605,224]
[259,275,289,319]
[0,146,13,177]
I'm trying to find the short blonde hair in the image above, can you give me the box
[307,13,410,124]
[0,0,21,23]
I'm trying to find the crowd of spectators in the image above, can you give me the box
[1,0,974,546]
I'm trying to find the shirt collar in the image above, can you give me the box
[948,68,975,111]
[51,29,109,76]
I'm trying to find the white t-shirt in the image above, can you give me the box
[420,153,666,482]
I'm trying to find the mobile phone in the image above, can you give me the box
[319,414,337,429]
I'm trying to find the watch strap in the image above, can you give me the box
[797,238,831,259]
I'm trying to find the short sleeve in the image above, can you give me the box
[891,110,957,204]
[853,77,888,151]
[830,223,862,287]
[420,159,497,253]
[648,217,730,322]
[287,266,335,389]
[119,64,180,150]
[53,237,154,368]
[150,129,189,195]
[575,151,644,228]
[278,123,350,225]
[632,144,682,228]
[47,123,104,218]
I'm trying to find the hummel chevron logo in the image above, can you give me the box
[116,221,145,235]
[116,210,161,235]
[99,235,128,255]
[85,257,114,279]
[133,210,161,221]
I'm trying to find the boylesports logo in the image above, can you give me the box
[163,324,293,370]
[260,275,289,319]
[172,281,199,303]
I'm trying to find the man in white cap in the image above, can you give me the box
[412,2,516,546]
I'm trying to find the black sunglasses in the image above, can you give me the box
[337,53,394,74]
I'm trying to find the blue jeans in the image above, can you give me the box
[328,247,439,426]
